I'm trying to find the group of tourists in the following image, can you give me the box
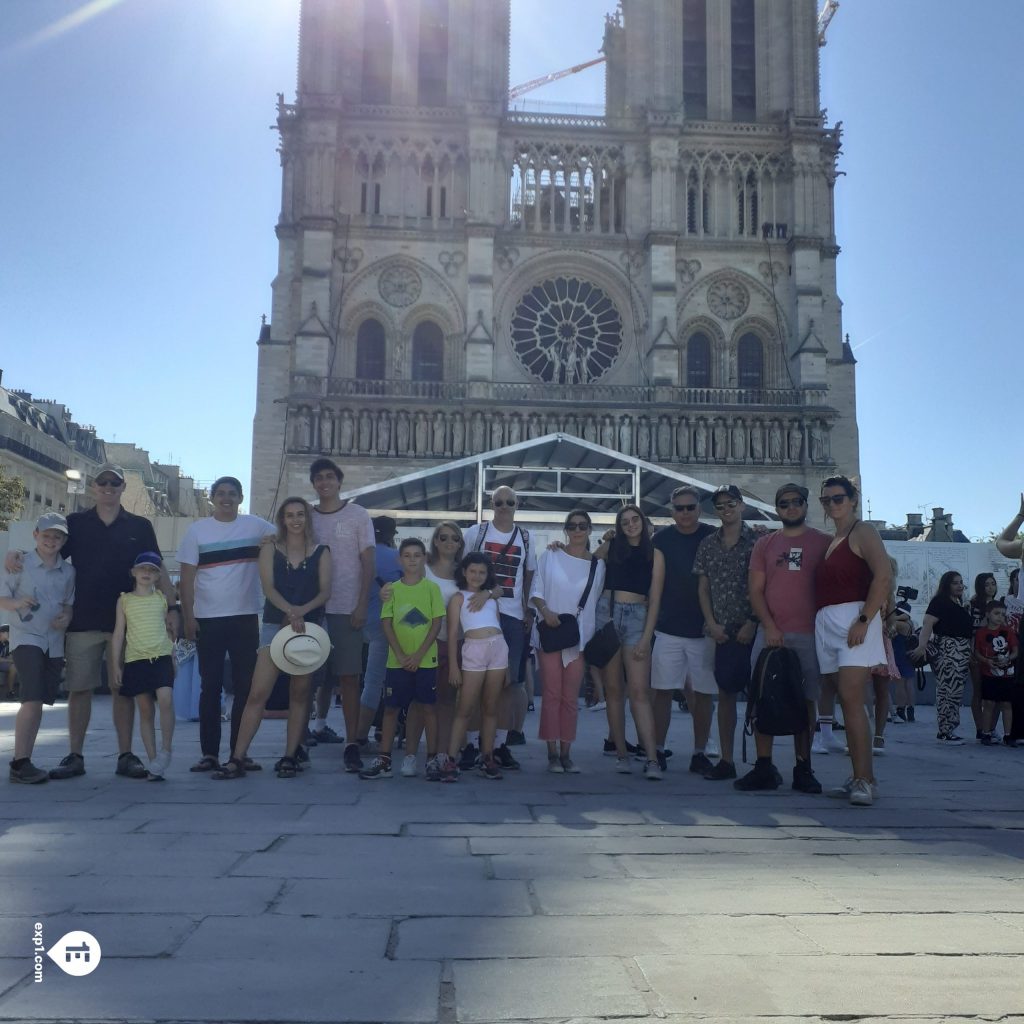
[2,459,1021,808]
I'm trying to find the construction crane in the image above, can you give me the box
[818,0,839,46]
[508,56,606,101]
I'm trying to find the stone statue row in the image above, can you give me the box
[290,406,833,465]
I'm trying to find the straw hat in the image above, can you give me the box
[268,622,332,675]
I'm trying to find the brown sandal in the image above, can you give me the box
[189,755,219,773]
[211,756,245,780]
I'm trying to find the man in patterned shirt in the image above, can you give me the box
[693,485,759,781]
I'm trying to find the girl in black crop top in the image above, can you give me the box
[591,504,665,777]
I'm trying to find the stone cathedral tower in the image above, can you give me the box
[251,0,855,514]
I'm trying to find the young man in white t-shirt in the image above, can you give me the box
[308,458,375,773]
[178,476,275,771]
[462,486,536,768]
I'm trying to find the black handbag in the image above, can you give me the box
[536,557,599,654]
[583,620,620,668]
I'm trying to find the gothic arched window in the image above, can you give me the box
[686,332,712,388]
[737,333,764,389]
[362,6,393,105]
[356,319,386,380]
[412,321,444,381]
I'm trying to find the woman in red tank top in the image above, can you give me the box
[814,476,892,807]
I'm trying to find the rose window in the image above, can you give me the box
[510,277,623,384]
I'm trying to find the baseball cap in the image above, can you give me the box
[35,512,69,535]
[710,485,743,505]
[93,463,126,483]
[133,551,163,570]
[775,483,809,504]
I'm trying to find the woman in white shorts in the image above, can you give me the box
[814,476,891,806]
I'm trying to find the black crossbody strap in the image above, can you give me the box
[576,557,599,615]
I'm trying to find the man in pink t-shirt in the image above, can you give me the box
[742,483,831,794]
[309,458,375,773]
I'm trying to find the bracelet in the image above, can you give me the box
[168,604,182,613]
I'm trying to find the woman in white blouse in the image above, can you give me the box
[530,509,605,773]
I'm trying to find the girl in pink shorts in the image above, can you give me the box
[440,554,508,781]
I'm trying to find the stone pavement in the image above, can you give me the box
[0,696,1021,1024]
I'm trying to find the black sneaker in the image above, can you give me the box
[48,752,86,780]
[1004,736,1019,748]
[115,752,148,779]
[906,706,916,722]
[976,729,985,742]
[295,745,310,766]
[980,732,995,746]
[494,744,520,770]
[689,752,714,774]
[343,743,363,773]
[792,761,823,794]
[505,729,526,746]
[733,760,780,791]
[656,749,668,772]
[703,760,737,781]
[313,724,344,744]
[895,706,908,723]
[358,755,393,780]
[458,743,479,771]
[10,760,47,785]
[603,739,617,756]
[303,728,319,748]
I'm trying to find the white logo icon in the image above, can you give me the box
[46,931,101,977]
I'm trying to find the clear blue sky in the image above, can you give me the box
[1,1,1020,538]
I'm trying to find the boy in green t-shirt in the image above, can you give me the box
[360,538,444,780]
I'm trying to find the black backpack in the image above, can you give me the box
[745,646,808,738]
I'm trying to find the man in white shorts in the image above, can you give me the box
[651,487,717,773]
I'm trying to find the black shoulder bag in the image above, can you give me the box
[536,557,599,654]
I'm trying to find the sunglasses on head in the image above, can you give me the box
[673,503,698,512]
[565,522,589,532]
[493,499,516,508]
[820,494,848,506]
[777,497,806,509]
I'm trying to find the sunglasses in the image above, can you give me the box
[95,478,122,487]
[820,494,848,506]
[673,503,698,512]
[713,500,739,511]
[436,534,460,543]
[565,522,590,532]
[493,500,516,508]
[777,498,806,509]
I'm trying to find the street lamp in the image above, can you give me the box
[65,469,84,513]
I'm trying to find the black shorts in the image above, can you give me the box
[981,675,1015,704]
[121,655,174,698]
[383,667,436,710]
[11,646,62,705]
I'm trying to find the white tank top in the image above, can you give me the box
[459,590,502,633]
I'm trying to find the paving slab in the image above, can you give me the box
[452,956,645,1021]
[0,915,194,957]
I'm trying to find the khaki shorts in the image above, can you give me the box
[325,614,365,677]
[64,631,111,693]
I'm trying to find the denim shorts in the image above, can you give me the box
[595,594,648,647]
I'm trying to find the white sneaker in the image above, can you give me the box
[400,754,417,777]
[824,733,848,754]
[588,701,607,712]
[849,777,875,806]
[547,756,565,774]
[828,776,879,801]
[705,736,720,758]
[615,756,632,774]
[643,759,664,781]
[811,735,828,755]
[872,735,886,755]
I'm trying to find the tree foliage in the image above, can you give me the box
[0,464,24,530]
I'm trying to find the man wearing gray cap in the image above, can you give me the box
[5,464,179,779]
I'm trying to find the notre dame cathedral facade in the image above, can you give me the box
[250,0,855,514]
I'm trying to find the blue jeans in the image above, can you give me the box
[361,620,388,712]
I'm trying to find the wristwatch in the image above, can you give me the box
[857,614,868,623]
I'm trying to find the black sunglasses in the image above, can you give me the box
[493,500,516,508]
[713,500,739,511]
[777,498,806,509]
[673,503,698,512]
[565,522,590,531]
[820,494,848,506]
[95,477,122,487]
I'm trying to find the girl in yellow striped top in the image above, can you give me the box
[111,552,175,780]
